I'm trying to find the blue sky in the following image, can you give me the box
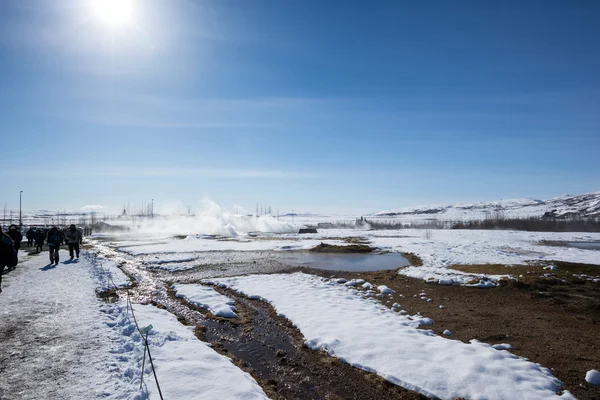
[1,0,599,215]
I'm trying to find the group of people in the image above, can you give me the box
[0,224,84,292]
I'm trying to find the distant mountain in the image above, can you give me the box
[373,191,600,220]
[280,212,318,217]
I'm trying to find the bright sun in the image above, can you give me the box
[91,0,135,27]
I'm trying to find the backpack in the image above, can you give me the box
[1,236,17,268]
[48,231,61,246]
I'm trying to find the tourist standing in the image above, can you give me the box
[65,224,83,260]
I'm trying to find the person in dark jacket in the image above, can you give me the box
[7,225,22,253]
[65,224,83,260]
[35,228,45,253]
[26,227,35,247]
[6,225,22,270]
[46,226,62,265]
[0,226,18,293]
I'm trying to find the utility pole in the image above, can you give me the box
[292,209,294,225]
[19,190,23,228]
[152,199,154,218]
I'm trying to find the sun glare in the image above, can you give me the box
[91,0,135,27]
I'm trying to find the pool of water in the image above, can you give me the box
[278,252,411,272]
[566,242,600,251]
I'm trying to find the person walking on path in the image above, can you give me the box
[6,224,23,268]
[26,227,35,247]
[35,228,45,253]
[46,226,62,265]
[65,224,83,260]
[0,226,18,293]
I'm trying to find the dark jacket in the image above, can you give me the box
[26,228,35,239]
[7,226,23,251]
[0,234,17,268]
[36,229,46,243]
[47,228,62,248]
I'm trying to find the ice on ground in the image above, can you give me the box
[442,329,452,336]
[94,256,132,291]
[117,236,347,255]
[212,272,570,400]
[586,370,600,386]
[173,284,237,318]
[144,253,199,264]
[493,343,513,350]
[144,261,198,272]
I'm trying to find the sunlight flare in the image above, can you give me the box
[91,0,135,27]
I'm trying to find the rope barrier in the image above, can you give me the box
[101,261,165,400]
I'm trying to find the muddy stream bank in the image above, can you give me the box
[93,242,426,399]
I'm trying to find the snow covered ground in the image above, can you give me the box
[2,229,598,399]
[102,226,600,285]
[0,253,141,399]
[373,190,600,219]
[208,272,575,400]
[0,251,268,400]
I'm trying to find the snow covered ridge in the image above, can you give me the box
[374,190,600,219]
[211,273,574,400]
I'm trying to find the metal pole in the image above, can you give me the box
[152,199,154,218]
[19,191,23,228]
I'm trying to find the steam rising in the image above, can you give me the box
[115,200,296,237]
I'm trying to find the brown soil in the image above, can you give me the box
[302,265,600,400]
[309,242,375,253]
[166,284,426,400]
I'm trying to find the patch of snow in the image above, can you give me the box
[213,272,568,400]
[377,285,394,294]
[173,284,237,318]
[130,304,268,399]
[586,369,600,386]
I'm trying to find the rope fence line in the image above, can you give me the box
[102,262,165,400]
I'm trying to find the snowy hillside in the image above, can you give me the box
[374,191,600,220]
